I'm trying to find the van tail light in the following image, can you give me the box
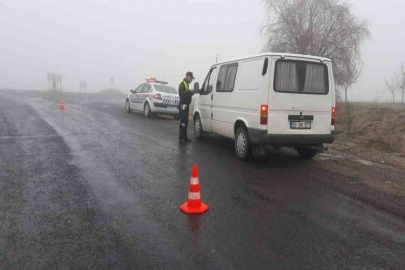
[331,107,336,126]
[260,105,268,125]
[153,93,162,100]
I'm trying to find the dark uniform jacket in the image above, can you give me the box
[178,79,194,106]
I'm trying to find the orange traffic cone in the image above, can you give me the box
[59,98,65,110]
[180,164,209,215]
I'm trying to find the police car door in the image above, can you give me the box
[132,84,145,111]
[199,67,217,132]
[140,84,152,110]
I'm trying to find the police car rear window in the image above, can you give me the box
[154,85,178,94]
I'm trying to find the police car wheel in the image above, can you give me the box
[194,115,204,140]
[235,127,252,160]
[144,103,152,118]
[126,99,132,113]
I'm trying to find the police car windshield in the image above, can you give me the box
[154,85,178,94]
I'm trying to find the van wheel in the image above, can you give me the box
[235,127,252,160]
[126,99,132,113]
[194,114,204,140]
[144,102,152,118]
[297,148,318,159]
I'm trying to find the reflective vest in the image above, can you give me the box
[180,80,189,91]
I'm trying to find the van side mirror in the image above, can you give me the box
[130,89,135,94]
[193,82,200,94]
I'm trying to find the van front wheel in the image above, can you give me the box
[194,114,204,140]
[297,148,318,159]
[235,127,252,160]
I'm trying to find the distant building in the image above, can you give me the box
[47,73,62,91]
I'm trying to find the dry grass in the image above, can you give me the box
[334,102,405,155]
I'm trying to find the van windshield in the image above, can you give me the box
[154,85,178,94]
[274,60,329,95]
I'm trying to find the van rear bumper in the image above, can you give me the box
[247,128,335,146]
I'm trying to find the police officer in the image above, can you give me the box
[178,71,195,143]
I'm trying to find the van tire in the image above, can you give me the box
[126,99,132,113]
[235,127,252,160]
[194,114,204,140]
[297,148,318,159]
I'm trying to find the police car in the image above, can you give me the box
[126,78,180,119]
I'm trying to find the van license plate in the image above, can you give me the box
[290,121,311,129]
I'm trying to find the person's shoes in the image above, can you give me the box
[179,138,192,144]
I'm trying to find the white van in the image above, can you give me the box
[193,53,336,160]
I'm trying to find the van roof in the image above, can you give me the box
[213,52,331,66]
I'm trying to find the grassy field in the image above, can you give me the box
[334,102,405,155]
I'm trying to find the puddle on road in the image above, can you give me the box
[355,159,373,166]
[317,153,376,167]
[317,153,344,161]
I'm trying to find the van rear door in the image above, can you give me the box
[268,58,333,135]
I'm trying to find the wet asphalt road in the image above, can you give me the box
[1,90,405,270]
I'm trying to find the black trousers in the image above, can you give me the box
[179,104,189,140]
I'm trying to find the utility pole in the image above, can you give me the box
[110,76,114,89]
[80,81,87,93]
[47,73,50,91]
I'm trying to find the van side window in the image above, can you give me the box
[217,64,238,92]
[217,66,227,91]
[202,68,217,95]
[224,65,237,91]
[262,58,269,76]
[201,73,209,95]
[205,68,217,95]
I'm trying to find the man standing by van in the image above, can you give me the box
[178,71,195,144]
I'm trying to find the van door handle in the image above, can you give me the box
[211,94,213,101]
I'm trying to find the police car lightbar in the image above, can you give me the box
[146,78,168,85]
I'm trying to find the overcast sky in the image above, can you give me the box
[0,0,404,101]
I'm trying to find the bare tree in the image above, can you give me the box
[345,101,355,134]
[385,78,397,103]
[396,64,405,103]
[341,57,362,103]
[340,57,362,134]
[262,0,370,88]
[373,89,386,104]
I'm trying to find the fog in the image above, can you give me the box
[0,0,404,102]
